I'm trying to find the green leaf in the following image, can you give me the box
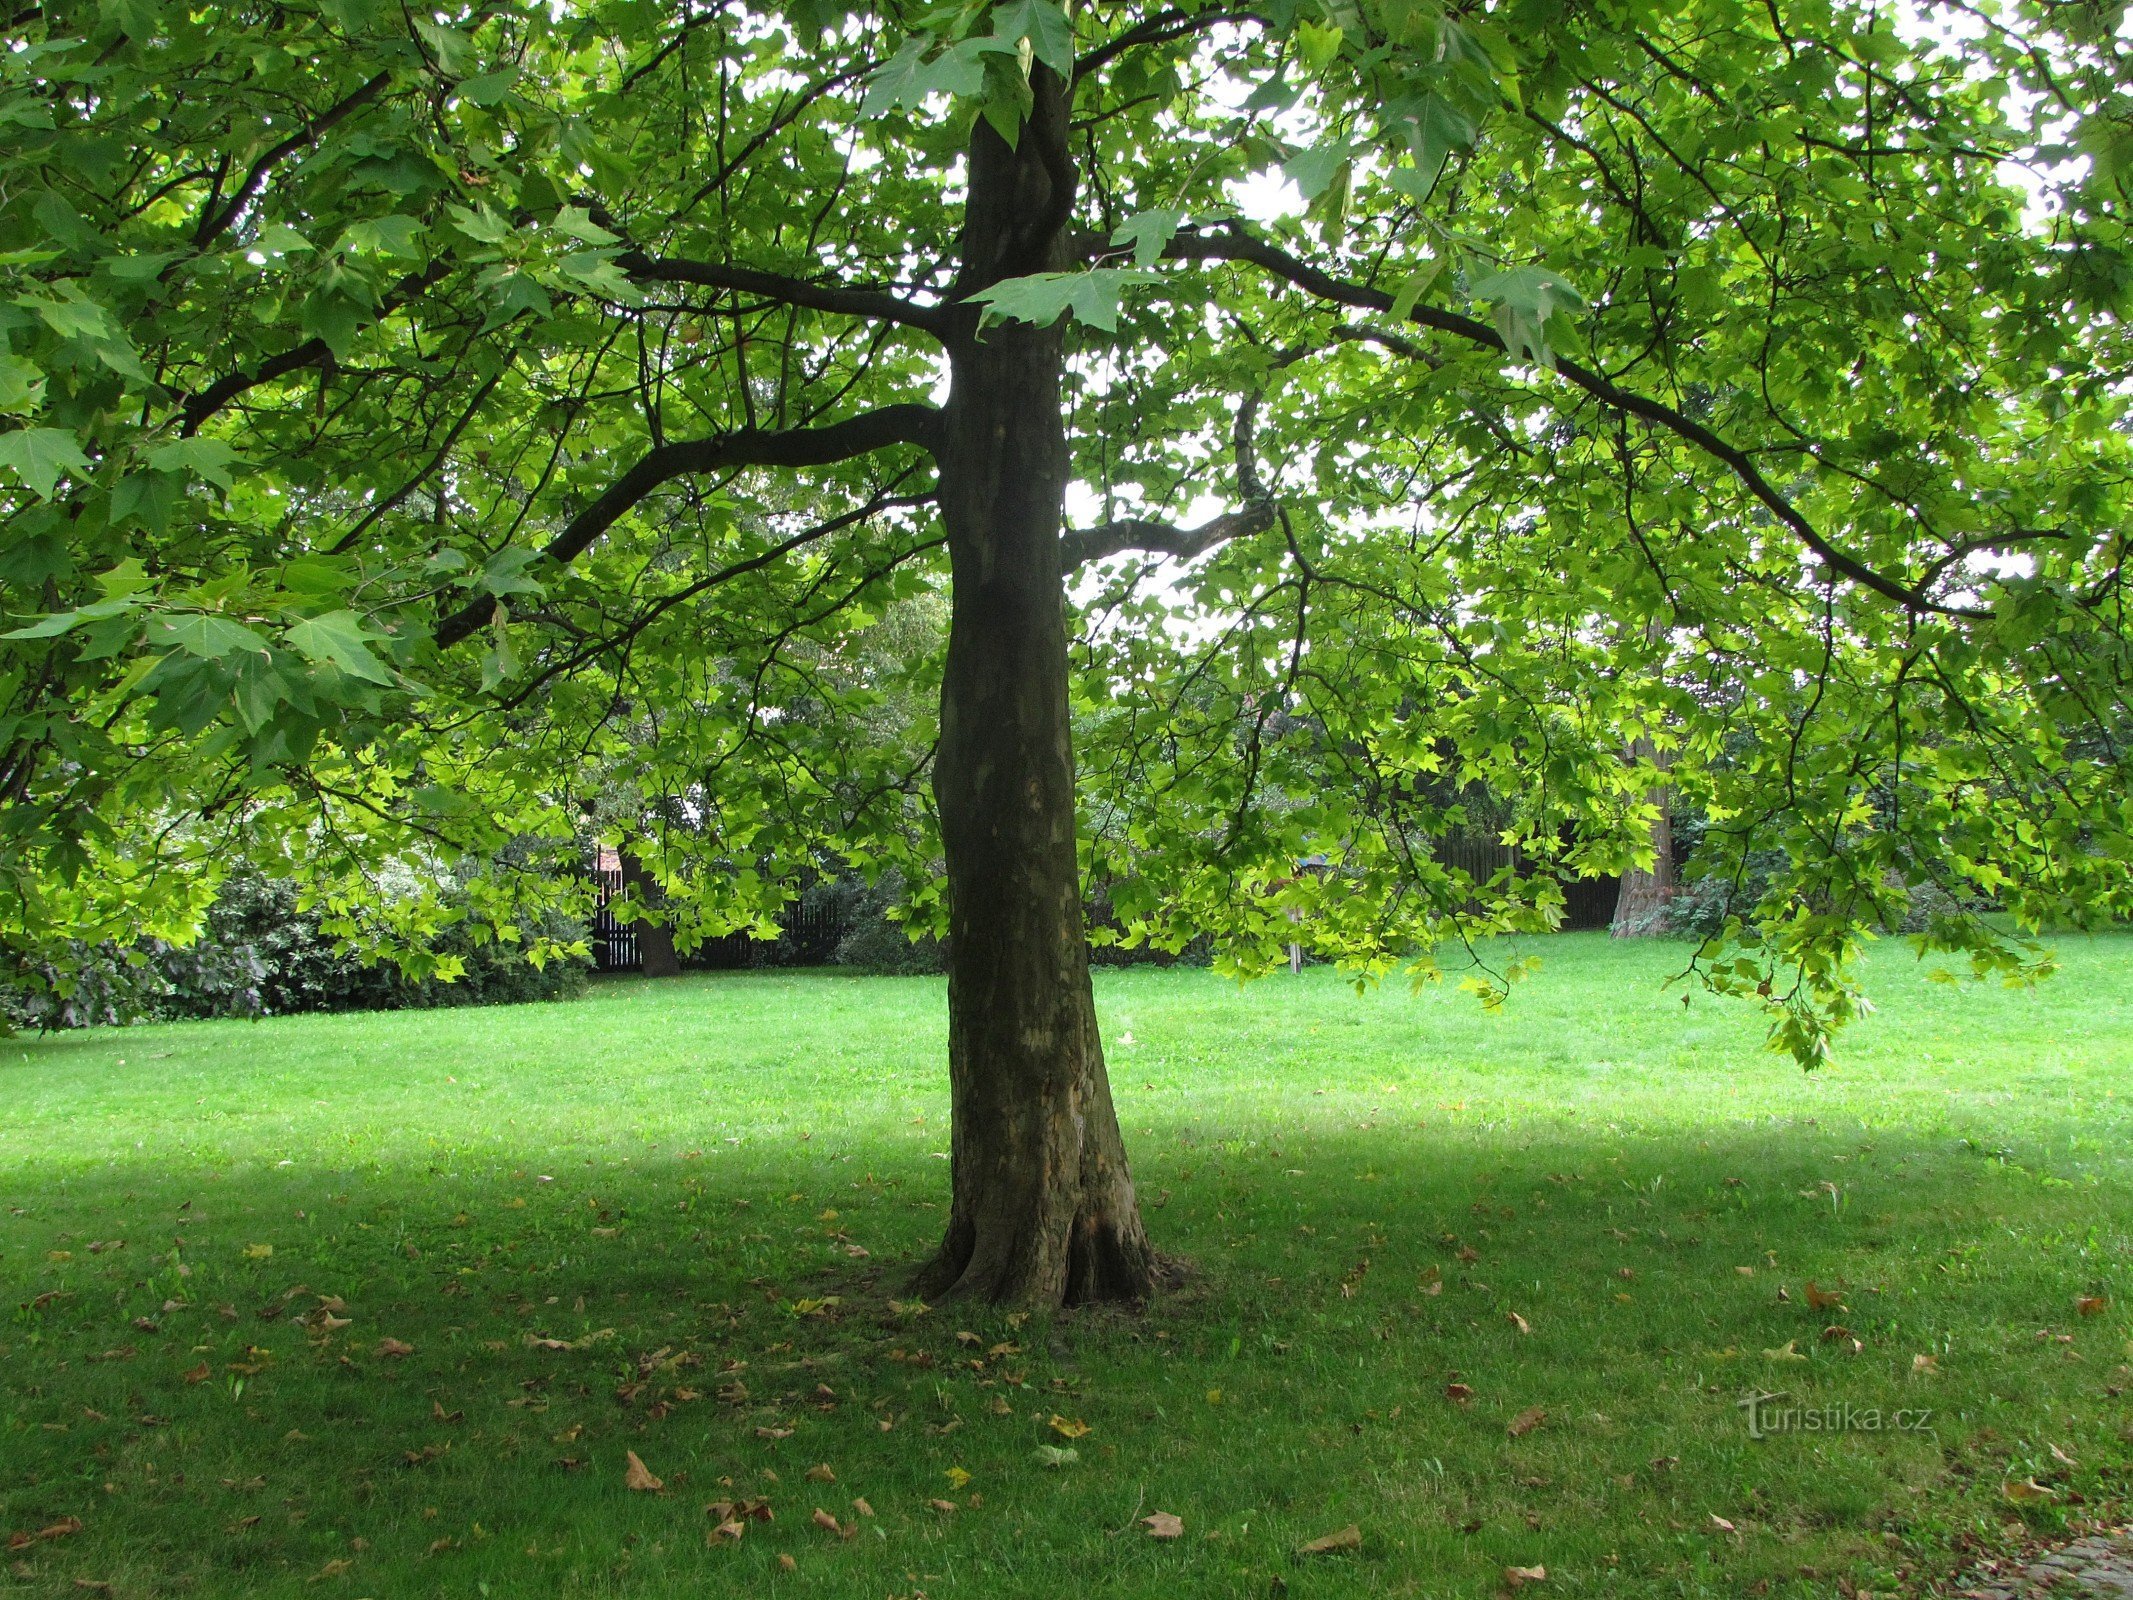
[989,0,1074,79]
[967,268,1162,333]
[286,610,395,684]
[1389,92,1473,200]
[1283,139,1359,202]
[459,66,519,105]
[146,437,242,490]
[0,427,92,498]
[337,215,427,259]
[1467,264,1585,368]
[860,36,988,118]
[1295,19,1342,70]
[2,594,140,640]
[149,612,271,659]
[1110,209,1187,269]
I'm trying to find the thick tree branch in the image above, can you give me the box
[191,72,393,247]
[618,252,948,337]
[435,403,942,646]
[1064,388,1275,568]
[1061,504,1274,569]
[175,260,454,434]
[1166,224,1987,620]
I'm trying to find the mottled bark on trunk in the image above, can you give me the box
[1611,735,1676,938]
[912,66,1159,1307]
[619,848,681,978]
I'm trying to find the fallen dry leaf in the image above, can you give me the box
[624,1451,664,1492]
[944,1466,972,1489]
[1048,1414,1091,1439]
[1804,1280,1845,1311]
[1506,1312,1531,1336]
[182,1361,211,1384]
[1297,1523,1361,1555]
[1507,1406,1546,1439]
[1912,1353,1941,1376]
[374,1337,414,1359]
[778,1553,796,1572]
[708,1519,745,1544]
[1708,1513,1737,1533]
[755,1426,793,1441]
[307,1556,352,1580]
[1503,1566,1547,1588]
[1142,1511,1184,1540]
[1445,1382,1474,1404]
[852,1497,874,1517]
[804,1464,835,1483]
[2002,1478,2056,1504]
[2077,1295,2108,1318]
[928,1498,957,1515]
[1762,1341,1807,1362]
[811,1508,848,1537]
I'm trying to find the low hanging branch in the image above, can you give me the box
[434,402,941,646]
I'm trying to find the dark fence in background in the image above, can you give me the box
[1431,834,1621,933]
[589,870,848,974]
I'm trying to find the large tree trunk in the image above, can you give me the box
[619,847,681,978]
[913,66,1159,1306]
[1611,734,1677,937]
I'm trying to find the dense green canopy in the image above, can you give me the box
[2,0,2128,1057]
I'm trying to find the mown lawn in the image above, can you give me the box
[2,932,2130,1599]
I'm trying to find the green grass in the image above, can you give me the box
[3,933,2131,1599]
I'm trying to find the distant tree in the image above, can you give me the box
[3,0,2130,1302]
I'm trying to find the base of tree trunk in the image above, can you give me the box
[1611,866,1675,937]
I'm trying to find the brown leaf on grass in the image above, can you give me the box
[1819,1325,1853,1344]
[1708,1514,1737,1533]
[1506,1312,1530,1336]
[1444,1383,1474,1404]
[2077,1295,2108,1318]
[2002,1478,2056,1504]
[852,1497,874,1518]
[1142,1512,1184,1539]
[374,1337,414,1359]
[132,1317,159,1334]
[929,1498,957,1515]
[431,1401,463,1424]
[1507,1406,1546,1439]
[811,1508,853,1538]
[707,1519,745,1544]
[1649,1455,1679,1473]
[754,1426,793,1441]
[72,1581,111,1594]
[225,1516,262,1532]
[624,1451,664,1492]
[1804,1281,1845,1312]
[1296,1524,1361,1555]
[307,1556,353,1580]
[316,1295,347,1313]
[182,1361,211,1384]
[1911,1353,1941,1376]
[804,1464,835,1483]
[1048,1415,1091,1439]
[777,1554,797,1572]
[1503,1566,1546,1588]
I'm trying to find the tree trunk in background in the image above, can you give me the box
[1611,734,1677,937]
[619,847,681,977]
[913,66,1159,1306]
